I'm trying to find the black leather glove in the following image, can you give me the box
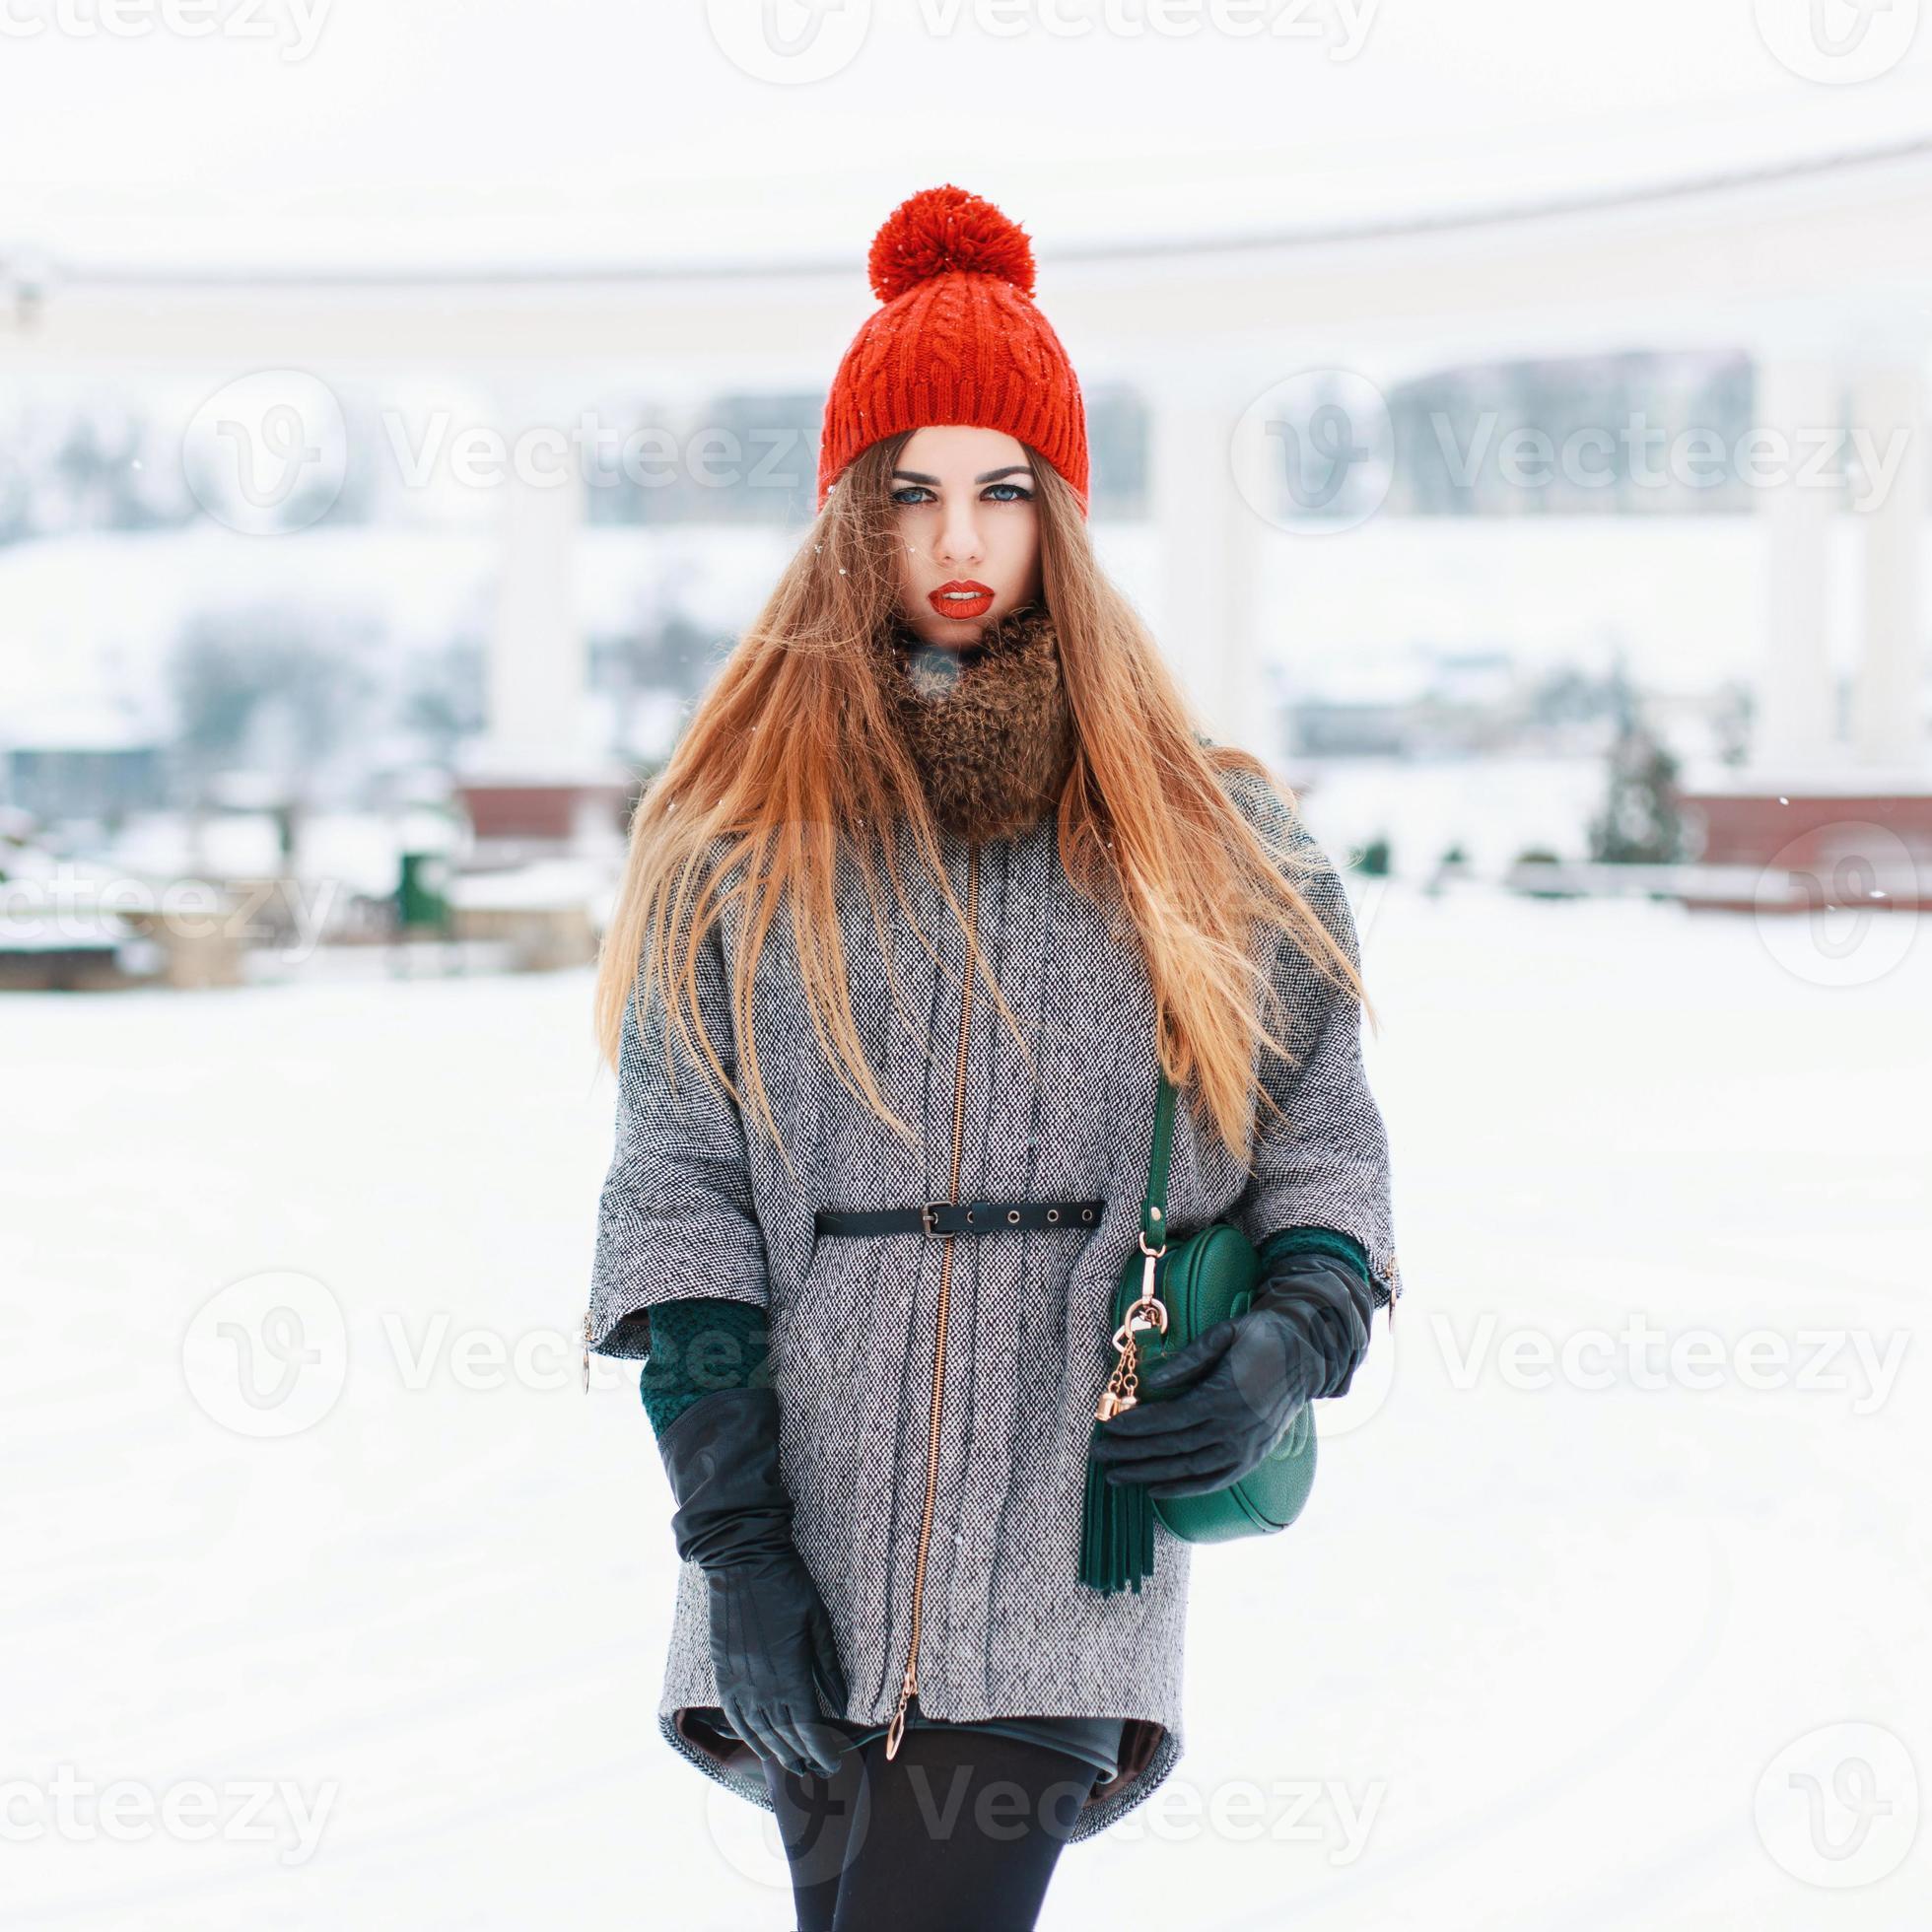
[655,1384,850,1778]
[1089,1250,1374,1497]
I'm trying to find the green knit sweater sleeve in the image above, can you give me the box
[1257,1222,1377,1296]
[638,1297,772,1435]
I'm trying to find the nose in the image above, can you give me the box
[934,499,985,570]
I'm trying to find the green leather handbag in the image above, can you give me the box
[1077,1068,1318,1594]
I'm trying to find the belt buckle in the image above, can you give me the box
[920,1203,948,1238]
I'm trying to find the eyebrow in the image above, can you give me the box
[891,464,1036,485]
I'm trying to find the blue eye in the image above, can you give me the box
[890,482,1033,507]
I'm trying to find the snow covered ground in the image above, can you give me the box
[4,881,1927,1928]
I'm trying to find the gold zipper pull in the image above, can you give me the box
[884,1665,917,1760]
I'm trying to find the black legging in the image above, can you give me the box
[760,1725,1102,1931]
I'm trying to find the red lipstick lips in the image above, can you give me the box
[928,580,995,621]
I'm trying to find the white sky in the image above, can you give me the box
[5,0,1932,269]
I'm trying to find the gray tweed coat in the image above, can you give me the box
[585,765,1400,1842]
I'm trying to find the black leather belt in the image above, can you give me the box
[814,1199,1105,1239]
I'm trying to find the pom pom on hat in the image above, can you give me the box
[867,184,1037,303]
[818,184,1088,518]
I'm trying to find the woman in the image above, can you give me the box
[584,183,1400,1930]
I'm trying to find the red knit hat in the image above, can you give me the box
[816,184,1089,518]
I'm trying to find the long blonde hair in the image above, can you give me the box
[592,431,1375,1178]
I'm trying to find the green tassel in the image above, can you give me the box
[1079,1415,1155,1594]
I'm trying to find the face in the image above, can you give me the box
[890,425,1044,650]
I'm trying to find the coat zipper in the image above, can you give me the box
[884,841,979,1761]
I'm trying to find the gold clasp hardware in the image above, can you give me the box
[1124,1239,1168,1333]
[1111,1300,1166,1354]
[1097,1244,1168,1420]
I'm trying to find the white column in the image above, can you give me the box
[477,398,592,776]
[1755,355,1841,773]
[1149,372,1271,757]
[1849,349,1929,772]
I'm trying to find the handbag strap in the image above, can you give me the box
[1140,1069,1177,1250]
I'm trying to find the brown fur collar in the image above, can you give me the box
[872,599,1074,845]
